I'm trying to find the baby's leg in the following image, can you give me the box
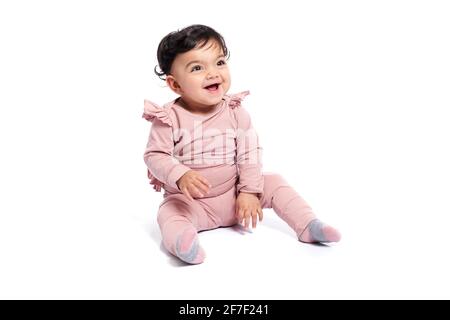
[260,173,341,243]
[157,195,209,264]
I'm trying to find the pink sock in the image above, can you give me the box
[298,219,341,243]
[175,228,205,264]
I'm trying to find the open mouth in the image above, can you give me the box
[204,83,221,92]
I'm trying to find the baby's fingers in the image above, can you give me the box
[244,209,251,229]
[252,210,258,229]
[236,208,244,224]
[181,186,194,201]
[188,185,204,198]
[193,179,209,196]
[197,175,212,189]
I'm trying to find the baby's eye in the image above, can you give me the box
[191,65,202,72]
[217,60,226,66]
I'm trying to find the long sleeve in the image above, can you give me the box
[143,119,191,190]
[234,104,264,197]
[142,99,191,191]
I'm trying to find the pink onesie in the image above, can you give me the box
[143,91,317,261]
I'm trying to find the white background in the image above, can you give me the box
[1,0,449,299]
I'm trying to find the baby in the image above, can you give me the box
[143,24,341,264]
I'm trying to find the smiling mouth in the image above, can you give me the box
[204,83,220,91]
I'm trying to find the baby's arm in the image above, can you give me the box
[235,106,264,197]
[143,120,191,190]
[234,106,264,228]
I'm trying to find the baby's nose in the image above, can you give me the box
[206,71,219,79]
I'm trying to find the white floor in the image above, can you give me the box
[1,176,449,299]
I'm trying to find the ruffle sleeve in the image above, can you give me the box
[147,169,163,192]
[142,99,173,126]
[142,99,173,192]
[225,91,250,109]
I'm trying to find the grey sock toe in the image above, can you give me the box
[307,219,328,242]
[175,237,199,264]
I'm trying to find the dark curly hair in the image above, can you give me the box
[154,24,229,81]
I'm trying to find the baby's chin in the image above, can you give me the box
[199,94,226,106]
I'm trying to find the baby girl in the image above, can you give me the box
[143,24,341,264]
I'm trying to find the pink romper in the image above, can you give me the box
[143,91,316,256]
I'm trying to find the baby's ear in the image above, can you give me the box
[166,75,183,95]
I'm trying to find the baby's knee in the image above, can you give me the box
[157,197,198,228]
[263,172,288,188]
[157,211,189,229]
[156,211,168,228]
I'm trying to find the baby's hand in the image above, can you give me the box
[176,170,212,201]
[235,192,263,229]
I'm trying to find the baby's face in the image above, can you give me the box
[167,40,231,110]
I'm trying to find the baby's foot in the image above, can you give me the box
[175,228,205,264]
[298,219,341,243]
